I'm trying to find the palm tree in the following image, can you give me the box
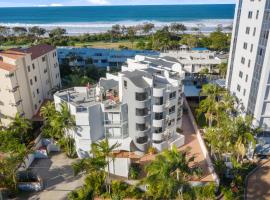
[41,102,76,157]
[142,146,201,199]
[197,84,224,127]
[40,101,57,121]
[9,113,32,144]
[91,139,120,194]
[232,116,258,163]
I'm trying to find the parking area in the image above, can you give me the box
[17,152,84,200]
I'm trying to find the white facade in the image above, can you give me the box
[54,55,185,158]
[57,47,159,68]
[161,49,222,74]
[226,0,270,131]
[0,44,61,126]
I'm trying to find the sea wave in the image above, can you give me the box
[0,19,233,35]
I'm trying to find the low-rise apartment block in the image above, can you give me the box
[0,44,61,126]
[57,47,159,68]
[161,47,223,74]
[54,55,185,158]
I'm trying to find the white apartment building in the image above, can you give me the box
[0,44,61,126]
[161,47,222,74]
[54,55,185,158]
[226,0,270,131]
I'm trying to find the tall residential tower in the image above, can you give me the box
[226,0,270,131]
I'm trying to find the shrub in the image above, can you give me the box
[148,146,157,154]
[128,163,141,180]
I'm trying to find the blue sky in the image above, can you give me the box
[0,0,235,7]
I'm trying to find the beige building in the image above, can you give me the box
[0,44,61,126]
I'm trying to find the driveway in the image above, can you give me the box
[18,152,84,200]
[246,160,270,200]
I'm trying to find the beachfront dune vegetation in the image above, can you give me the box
[0,23,231,52]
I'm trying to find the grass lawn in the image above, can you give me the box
[74,40,138,49]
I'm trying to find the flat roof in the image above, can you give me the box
[55,87,98,108]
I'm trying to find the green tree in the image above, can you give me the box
[197,84,224,127]
[209,31,230,51]
[142,146,201,199]
[29,26,46,37]
[12,27,28,36]
[0,26,10,36]
[170,23,187,34]
[218,62,228,78]
[142,22,155,35]
[41,102,76,158]
[9,113,32,144]
[91,139,120,194]
[49,27,67,38]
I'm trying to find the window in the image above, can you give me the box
[154,97,163,105]
[241,57,246,64]
[259,48,264,56]
[44,69,47,74]
[264,30,269,39]
[243,89,246,96]
[35,104,37,110]
[32,64,35,70]
[124,80,127,88]
[135,92,147,101]
[239,71,243,78]
[245,75,248,82]
[153,127,163,133]
[136,108,148,116]
[34,76,37,82]
[169,106,176,114]
[243,42,248,49]
[27,66,30,72]
[169,91,176,99]
[30,79,33,85]
[248,11,253,19]
[256,10,259,19]
[237,84,241,92]
[248,59,251,67]
[37,89,39,94]
[42,56,46,62]
[154,112,163,120]
[136,123,147,131]
[250,44,253,52]
[253,27,256,36]
[246,27,250,34]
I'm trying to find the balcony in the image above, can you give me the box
[152,133,164,141]
[9,99,22,107]
[135,136,149,152]
[7,85,19,93]
[152,119,164,127]
[136,127,151,137]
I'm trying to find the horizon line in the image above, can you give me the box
[0,3,236,8]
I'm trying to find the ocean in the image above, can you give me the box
[0,4,235,35]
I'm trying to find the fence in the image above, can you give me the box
[183,97,220,186]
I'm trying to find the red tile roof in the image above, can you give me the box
[0,61,16,72]
[0,50,27,59]
[0,44,56,60]
[20,44,56,59]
